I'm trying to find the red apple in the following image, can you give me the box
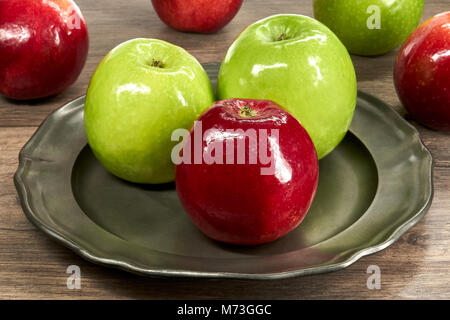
[151,0,243,33]
[175,99,319,245]
[394,11,450,131]
[0,0,89,100]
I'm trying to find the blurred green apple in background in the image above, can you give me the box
[217,14,357,159]
[85,38,214,184]
[313,0,424,56]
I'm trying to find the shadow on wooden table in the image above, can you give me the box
[351,50,398,83]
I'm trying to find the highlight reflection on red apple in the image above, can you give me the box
[394,11,450,131]
[175,99,319,245]
[151,0,243,33]
[0,0,89,100]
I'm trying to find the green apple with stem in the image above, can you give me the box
[313,0,424,56]
[217,14,357,159]
[84,38,215,184]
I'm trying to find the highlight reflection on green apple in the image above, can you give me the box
[84,38,215,184]
[217,14,357,159]
[313,0,424,56]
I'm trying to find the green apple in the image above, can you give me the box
[216,14,357,159]
[313,0,424,56]
[84,38,215,184]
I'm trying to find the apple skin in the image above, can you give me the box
[217,14,357,159]
[175,99,319,245]
[394,12,450,131]
[84,38,215,184]
[0,0,89,100]
[313,0,424,56]
[151,0,243,33]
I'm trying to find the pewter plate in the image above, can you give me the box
[14,64,433,279]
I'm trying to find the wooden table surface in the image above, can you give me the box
[1,0,449,300]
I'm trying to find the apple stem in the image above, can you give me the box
[151,59,164,68]
[239,105,257,118]
[277,33,286,41]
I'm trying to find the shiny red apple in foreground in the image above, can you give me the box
[0,0,89,100]
[175,99,319,245]
[394,11,450,131]
[151,0,243,33]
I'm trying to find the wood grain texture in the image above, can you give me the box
[0,0,449,299]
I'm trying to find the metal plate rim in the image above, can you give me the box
[14,90,433,279]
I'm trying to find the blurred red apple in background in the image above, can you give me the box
[175,99,319,245]
[0,0,89,100]
[394,11,450,131]
[151,0,243,33]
